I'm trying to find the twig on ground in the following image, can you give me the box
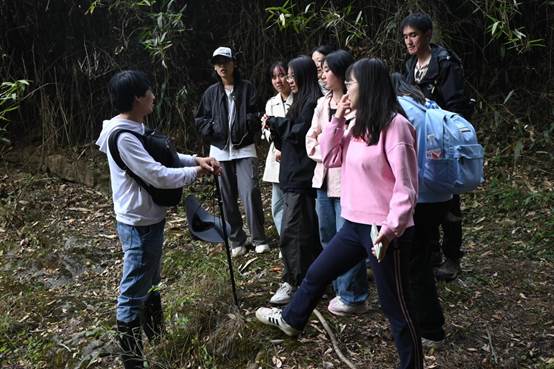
[313,309,357,369]
[486,325,498,364]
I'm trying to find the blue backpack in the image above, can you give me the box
[422,107,484,194]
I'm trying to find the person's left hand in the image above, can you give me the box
[373,231,391,262]
[196,156,222,176]
[275,149,281,162]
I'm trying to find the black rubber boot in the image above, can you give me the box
[117,318,144,369]
[143,291,164,342]
[435,258,461,282]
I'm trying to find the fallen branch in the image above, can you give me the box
[486,325,498,364]
[313,309,357,369]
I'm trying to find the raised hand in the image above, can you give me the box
[335,94,351,119]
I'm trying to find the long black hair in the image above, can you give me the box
[286,56,322,120]
[325,49,355,93]
[390,72,426,104]
[348,58,406,145]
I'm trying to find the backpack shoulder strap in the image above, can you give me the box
[108,129,144,170]
[435,46,463,68]
[108,129,153,194]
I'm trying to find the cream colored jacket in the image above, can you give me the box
[306,93,354,197]
[262,93,293,183]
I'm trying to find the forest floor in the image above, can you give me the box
[0,147,553,369]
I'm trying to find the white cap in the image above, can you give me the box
[211,47,234,63]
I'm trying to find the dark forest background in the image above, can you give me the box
[0,0,552,162]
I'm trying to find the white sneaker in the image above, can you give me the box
[269,282,294,305]
[327,296,370,316]
[255,307,299,336]
[231,246,247,258]
[255,244,270,254]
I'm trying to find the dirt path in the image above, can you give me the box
[0,157,552,369]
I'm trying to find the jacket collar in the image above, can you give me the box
[406,43,443,84]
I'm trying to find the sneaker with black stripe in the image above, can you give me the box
[255,307,299,337]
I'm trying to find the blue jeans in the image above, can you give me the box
[116,220,165,323]
[271,183,285,236]
[316,190,368,305]
[283,222,422,369]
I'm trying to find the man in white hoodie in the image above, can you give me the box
[96,70,219,369]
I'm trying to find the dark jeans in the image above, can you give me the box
[411,202,449,340]
[432,194,464,260]
[280,191,322,287]
[282,221,423,369]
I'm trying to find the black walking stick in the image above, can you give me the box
[213,174,240,307]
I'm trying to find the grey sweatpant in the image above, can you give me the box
[218,157,267,248]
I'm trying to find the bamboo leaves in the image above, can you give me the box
[477,0,545,54]
[0,80,29,145]
[265,1,367,47]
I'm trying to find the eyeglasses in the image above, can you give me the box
[286,74,295,82]
[345,80,358,89]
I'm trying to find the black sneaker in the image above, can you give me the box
[435,258,461,281]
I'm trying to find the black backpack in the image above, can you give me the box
[108,128,183,206]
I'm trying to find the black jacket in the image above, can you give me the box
[195,79,260,150]
[403,44,471,118]
[268,100,317,193]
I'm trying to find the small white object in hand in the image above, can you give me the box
[371,224,384,262]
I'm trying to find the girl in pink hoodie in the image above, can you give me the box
[256,58,422,369]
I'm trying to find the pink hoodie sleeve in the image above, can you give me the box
[379,116,418,241]
[320,115,348,168]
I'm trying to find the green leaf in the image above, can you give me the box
[279,13,286,27]
[491,21,500,36]
[355,10,362,24]
[503,90,515,105]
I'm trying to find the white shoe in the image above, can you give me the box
[327,296,369,316]
[255,307,299,336]
[231,246,247,258]
[269,282,294,305]
[255,244,270,254]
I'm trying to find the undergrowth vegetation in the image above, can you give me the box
[0,157,552,368]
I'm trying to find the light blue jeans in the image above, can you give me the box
[316,190,368,305]
[116,220,165,323]
[271,183,285,235]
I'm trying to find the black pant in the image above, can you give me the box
[432,195,464,260]
[411,201,449,340]
[280,191,322,287]
[283,221,423,369]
